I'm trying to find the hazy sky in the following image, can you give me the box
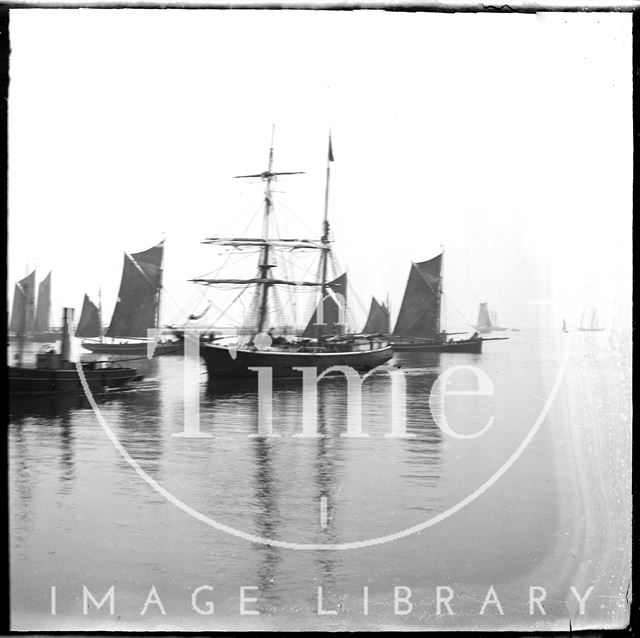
[8,10,632,332]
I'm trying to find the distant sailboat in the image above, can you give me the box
[562,318,568,333]
[475,302,509,334]
[391,252,507,353]
[362,297,390,334]
[9,270,60,342]
[578,308,605,332]
[75,294,102,339]
[80,240,182,356]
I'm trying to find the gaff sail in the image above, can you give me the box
[9,270,36,334]
[106,241,164,338]
[362,297,390,334]
[34,271,52,333]
[76,294,102,338]
[476,302,493,332]
[392,253,443,340]
[301,272,348,338]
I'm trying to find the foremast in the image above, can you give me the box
[317,134,334,339]
[192,128,329,341]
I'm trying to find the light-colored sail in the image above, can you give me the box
[9,271,36,334]
[34,271,52,333]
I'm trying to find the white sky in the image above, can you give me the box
[7,10,632,332]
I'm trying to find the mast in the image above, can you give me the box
[193,131,312,336]
[317,133,334,339]
[437,247,444,337]
[98,286,104,343]
[155,235,165,330]
[256,126,276,336]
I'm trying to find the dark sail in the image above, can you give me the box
[106,241,164,338]
[76,294,102,338]
[302,273,347,338]
[34,271,52,333]
[476,302,492,332]
[362,297,390,334]
[9,271,36,334]
[393,254,442,339]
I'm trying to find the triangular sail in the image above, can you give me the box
[476,302,492,331]
[34,271,52,333]
[76,294,102,338]
[393,254,442,339]
[106,241,164,338]
[363,297,390,334]
[302,273,347,338]
[9,270,36,334]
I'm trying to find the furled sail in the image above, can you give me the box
[392,254,442,340]
[106,241,164,338]
[302,273,348,338]
[34,271,52,333]
[362,297,390,334]
[9,270,36,334]
[76,294,102,338]
[476,302,492,332]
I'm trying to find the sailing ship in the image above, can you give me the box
[191,132,392,381]
[578,308,605,332]
[9,271,60,342]
[10,307,142,395]
[475,302,509,334]
[391,252,507,353]
[80,240,183,356]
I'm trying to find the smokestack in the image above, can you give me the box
[61,307,75,361]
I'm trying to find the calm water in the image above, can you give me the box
[9,327,631,630]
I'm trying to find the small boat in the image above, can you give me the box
[192,131,393,382]
[578,308,605,332]
[475,302,509,334]
[9,308,142,395]
[391,252,507,353]
[8,270,61,343]
[562,318,569,333]
[80,240,183,356]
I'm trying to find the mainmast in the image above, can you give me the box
[316,133,334,340]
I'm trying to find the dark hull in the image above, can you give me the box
[81,340,183,356]
[201,343,393,381]
[392,339,483,354]
[9,365,142,395]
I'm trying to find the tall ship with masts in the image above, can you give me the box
[80,240,183,356]
[192,132,392,381]
[391,251,507,353]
